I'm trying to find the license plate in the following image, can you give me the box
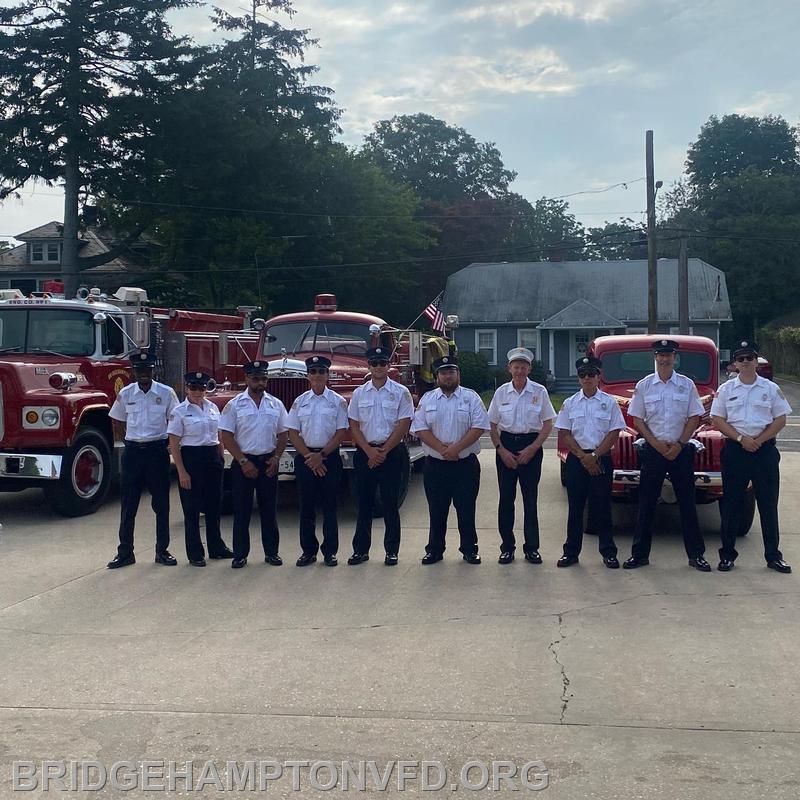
[278,454,295,473]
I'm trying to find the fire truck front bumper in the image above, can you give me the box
[614,469,723,487]
[0,452,63,479]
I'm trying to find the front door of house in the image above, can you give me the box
[570,330,593,375]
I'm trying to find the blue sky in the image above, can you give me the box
[2,0,799,240]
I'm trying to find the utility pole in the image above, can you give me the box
[645,130,658,334]
[678,236,690,334]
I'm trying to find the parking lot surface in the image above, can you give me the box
[0,451,798,798]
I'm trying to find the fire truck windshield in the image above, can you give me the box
[263,321,377,357]
[0,308,96,356]
[600,349,713,384]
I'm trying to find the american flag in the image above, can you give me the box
[422,291,446,333]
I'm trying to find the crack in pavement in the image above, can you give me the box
[547,613,571,724]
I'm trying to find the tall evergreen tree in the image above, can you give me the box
[0,0,195,296]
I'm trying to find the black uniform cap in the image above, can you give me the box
[184,371,211,387]
[244,360,269,376]
[653,339,679,354]
[433,355,459,372]
[130,351,156,368]
[366,347,390,362]
[732,340,759,358]
[305,355,332,370]
[576,356,602,374]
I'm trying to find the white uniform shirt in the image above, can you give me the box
[555,389,626,450]
[487,379,556,433]
[167,398,221,447]
[410,386,490,459]
[348,378,414,444]
[218,391,289,454]
[711,375,792,437]
[109,381,179,442]
[287,387,349,448]
[627,371,705,442]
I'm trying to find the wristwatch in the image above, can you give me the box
[736,434,743,443]
[591,451,598,458]
[238,456,248,465]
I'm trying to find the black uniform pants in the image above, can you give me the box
[631,443,705,560]
[496,431,543,554]
[423,454,480,557]
[231,453,280,560]
[116,439,170,558]
[720,439,782,563]
[179,445,227,561]
[295,450,342,557]
[352,443,406,555]
[563,452,617,558]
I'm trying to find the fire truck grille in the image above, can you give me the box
[266,377,308,411]
[614,433,636,469]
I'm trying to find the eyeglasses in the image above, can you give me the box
[734,354,756,362]
[368,360,389,367]
[577,372,599,379]
[186,385,207,391]
[307,368,329,375]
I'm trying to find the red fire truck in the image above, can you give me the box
[557,333,755,536]
[0,287,260,516]
[239,293,448,510]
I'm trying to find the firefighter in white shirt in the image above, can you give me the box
[219,360,289,569]
[711,340,792,573]
[168,371,234,566]
[287,356,349,567]
[554,356,625,568]
[624,339,710,571]
[107,351,179,569]
[410,355,490,565]
[487,347,556,565]
[347,347,414,566]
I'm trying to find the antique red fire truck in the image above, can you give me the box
[0,287,260,516]
[557,333,755,535]
[237,293,449,510]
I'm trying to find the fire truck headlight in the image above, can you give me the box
[42,408,59,426]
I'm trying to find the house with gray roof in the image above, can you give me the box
[0,221,154,295]
[443,259,732,388]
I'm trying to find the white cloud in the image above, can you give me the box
[456,0,633,27]
[734,91,793,117]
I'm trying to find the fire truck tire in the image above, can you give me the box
[44,427,112,517]
[718,490,755,536]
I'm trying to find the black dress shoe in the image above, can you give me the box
[155,551,177,566]
[189,558,207,567]
[524,550,542,564]
[688,556,712,572]
[296,553,317,567]
[556,555,579,568]
[231,557,247,569]
[324,554,338,567]
[622,556,649,569]
[767,559,792,574]
[603,556,620,569]
[347,553,369,565]
[462,552,481,564]
[498,551,515,564]
[107,554,135,569]
[421,552,443,565]
[264,554,283,566]
[718,559,735,572]
[209,547,235,560]
[384,553,398,566]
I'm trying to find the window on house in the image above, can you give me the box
[475,329,497,365]
[517,329,539,360]
[31,244,43,262]
[46,243,59,262]
[30,243,59,263]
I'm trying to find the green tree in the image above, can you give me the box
[686,114,800,194]
[362,113,517,204]
[0,0,196,297]
[584,219,647,261]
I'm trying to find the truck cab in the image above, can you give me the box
[557,334,755,535]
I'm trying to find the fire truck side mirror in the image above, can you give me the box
[132,312,150,349]
[407,331,423,366]
[206,378,217,394]
[92,312,107,324]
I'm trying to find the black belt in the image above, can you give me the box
[180,444,218,451]
[368,441,386,447]
[307,447,324,453]
[124,439,167,449]
[502,431,540,438]
[731,438,776,447]
[243,451,275,460]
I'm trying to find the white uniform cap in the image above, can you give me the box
[506,347,533,364]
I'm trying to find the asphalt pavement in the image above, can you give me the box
[0,450,798,798]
